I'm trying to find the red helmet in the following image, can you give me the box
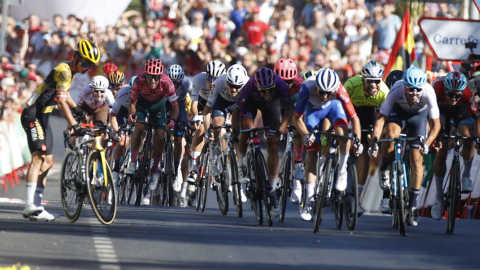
[274,58,297,80]
[145,59,164,75]
[2,62,14,70]
[103,62,118,74]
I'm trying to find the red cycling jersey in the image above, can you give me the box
[337,83,358,119]
[433,77,480,118]
[130,73,178,105]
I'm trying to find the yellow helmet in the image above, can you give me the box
[75,39,101,64]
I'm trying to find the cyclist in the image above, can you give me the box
[369,67,441,226]
[76,76,115,125]
[103,62,118,76]
[303,70,319,80]
[203,64,249,202]
[430,71,480,220]
[21,39,100,221]
[232,67,293,217]
[125,59,179,198]
[344,61,389,215]
[107,70,126,98]
[166,64,193,207]
[272,58,306,205]
[384,70,404,89]
[186,60,226,184]
[110,76,136,186]
[294,68,360,221]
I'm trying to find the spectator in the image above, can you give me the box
[242,6,270,48]
[146,33,164,60]
[52,14,63,31]
[184,11,206,51]
[307,10,330,54]
[373,0,401,64]
[187,0,214,25]
[242,51,258,76]
[230,0,248,44]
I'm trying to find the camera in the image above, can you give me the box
[465,42,477,50]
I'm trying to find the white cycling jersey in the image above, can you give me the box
[206,74,241,107]
[191,72,212,101]
[77,85,115,110]
[111,86,130,115]
[379,80,440,119]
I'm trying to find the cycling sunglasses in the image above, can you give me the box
[80,60,95,69]
[317,89,333,96]
[406,87,423,94]
[93,89,106,94]
[206,76,217,83]
[365,78,382,84]
[227,82,243,89]
[146,74,161,81]
[445,90,463,99]
[258,85,276,93]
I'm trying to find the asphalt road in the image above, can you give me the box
[0,115,479,270]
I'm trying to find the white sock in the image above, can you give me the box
[306,183,315,202]
[338,152,349,172]
[238,153,246,167]
[34,187,44,206]
[191,151,201,172]
[180,182,188,198]
[293,179,301,190]
[269,177,279,194]
[435,175,444,201]
[462,159,473,178]
[26,182,37,205]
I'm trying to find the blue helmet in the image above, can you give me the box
[443,71,467,91]
[403,67,427,88]
[129,75,137,91]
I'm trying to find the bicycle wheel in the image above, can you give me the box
[278,152,291,223]
[446,157,461,234]
[199,148,210,212]
[136,142,151,206]
[332,189,343,230]
[165,139,176,206]
[126,174,138,205]
[248,152,263,225]
[313,158,332,233]
[229,149,242,217]
[344,159,358,231]
[216,150,229,215]
[396,162,406,236]
[86,150,117,225]
[60,150,84,222]
[118,148,131,205]
[256,152,272,227]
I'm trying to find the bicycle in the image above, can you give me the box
[240,126,275,226]
[114,123,134,205]
[437,134,477,234]
[151,123,176,207]
[61,123,117,225]
[277,126,296,223]
[310,126,360,233]
[373,134,423,236]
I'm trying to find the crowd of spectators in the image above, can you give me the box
[0,0,464,124]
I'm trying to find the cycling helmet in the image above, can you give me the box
[303,70,319,80]
[384,70,404,89]
[315,68,340,93]
[103,63,118,74]
[274,58,298,80]
[226,64,249,86]
[444,71,467,91]
[145,58,164,75]
[206,60,226,78]
[90,75,109,90]
[129,75,138,93]
[361,61,384,79]
[254,68,276,89]
[108,70,125,87]
[403,67,427,88]
[167,64,185,82]
[75,39,101,64]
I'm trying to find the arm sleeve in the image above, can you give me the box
[165,79,178,104]
[130,80,139,104]
[294,85,309,117]
[427,91,440,119]
[236,81,252,109]
[379,90,396,116]
[206,84,220,108]
[55,64,72,99]
[336,85,357,119]
[191,76,200,102]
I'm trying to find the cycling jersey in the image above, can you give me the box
[192,72,213,101]
[111,86,130,115]
[176,77,193,101]
[206,74,240,107]
[379,80,440,119]
[289,74,305,96]
[433,77,480,118]
[237,76,292,110]
[26,62,73,114]
[77,86,115,110]
[344,75,389,107]
[295,76,357,119]
[130,73,177,105]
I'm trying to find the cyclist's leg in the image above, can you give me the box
[354,106,376,201]
[150,98,167,176]
[129,98,148,171]
[432,113,450,219]
[456,115,475,192]
[260,100,282,193]
[380,104,404,186]
[236,106,255,170]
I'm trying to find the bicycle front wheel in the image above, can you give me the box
[198,148,210,212]
[229,149,242,217]
[313,158,332,233]
[60,150,84,222]
[396,162,406,237]
[447,157,461,234]
[332,188,343,230]
[344,159,358,231]
[278,152,292,223]
[256,152,272,227]
[248,152,263,225]
[216,150,229,215]
[86,150,117,225]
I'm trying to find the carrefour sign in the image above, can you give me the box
[419,17,480,61]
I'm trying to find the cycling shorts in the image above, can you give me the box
[386,103,428,149]
[79,102,109,125]
[305,99,348,145]
[440,104,473,132]
[135,95,167,130]
[196,97,208,115]
[166,99,187,137]
[115,106,129,127]
[21,105,53,155]
[212,95,236,119]
[241,99,281,137]
[354,105,376,144]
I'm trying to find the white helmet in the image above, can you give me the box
[315,68,340,93]
[361,61,384,79]
[226,64,249,86]
[90,75,109,90]
[206,60,226,79]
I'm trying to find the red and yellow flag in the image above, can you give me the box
[383,9,417,80]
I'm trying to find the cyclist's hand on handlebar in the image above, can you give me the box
[420,143,429,156]
[167,119,175,130]
[276,128,285,142]
[368,138,378,158]
[69,124,87,136]
[127,114,137,124]
[303,134,315,146]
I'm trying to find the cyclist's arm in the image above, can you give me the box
[293,113,309,138]
[58,97,77,127]
[426,117,441,147]
[128,100,136,115]
[203,105,212,131]
[66,92,77,108]
[351,116,361,142]
[372,113,386,143]
[232,107,241,132]
[191,101,199,117]
[111,113,119,133]
[280,106,293,133]
[293,85,309,137]
[56,68,76,127]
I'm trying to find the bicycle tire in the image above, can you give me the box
[165,139,176,206]
[60,150,84,222]
[344,159,358,231]
[229,149,242,217]
[248,152,263,225]
[279,151,292,223]
[118,148,131,205]
[313,158,332,233]
[333,189,343,230]
[126,174,138,205]
[86,150,117,225]
[447,157,461,234]
[216,150,229,215]
[256,152,272,226]
[397,162,406,236]
[200,148,210,212]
